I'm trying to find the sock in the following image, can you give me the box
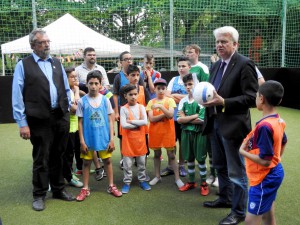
[198,161,207,183]
[187,162,195,183]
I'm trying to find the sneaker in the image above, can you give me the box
[175,179,185,188]
[149,177,161,186]
[179,165,187,177]
[145,174,151,182]
[72,174,80,181]
[48,184,51,192]
[212,177,219,187]
[107,185,122,197]
[160,167,174,177]
[75,169,82,175]
[119,159,124,170]
[95,168,104,181]
[102,166,107,177]
[76,188,90,201]
[206,175,216,185]
[179,182,197,192]
[121,184,130,194]
[69,179,84,188]
[140,181,151,191]
[200,182,210,196]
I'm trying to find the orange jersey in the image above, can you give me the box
[121,104,147,157]
[147,97,176,148]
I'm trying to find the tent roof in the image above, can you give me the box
[1,13,130,56]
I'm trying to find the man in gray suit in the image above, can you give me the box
[202,26,258,225]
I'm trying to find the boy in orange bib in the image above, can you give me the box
[120,84,150,193]
[146,78,184,189]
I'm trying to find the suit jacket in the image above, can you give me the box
[203,51,258,140]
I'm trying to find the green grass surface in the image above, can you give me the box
[0,107,299,225]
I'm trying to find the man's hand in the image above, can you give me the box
[20,126,30,140]
[202,90,224,107]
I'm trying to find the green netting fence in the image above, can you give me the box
[1,0,299,75]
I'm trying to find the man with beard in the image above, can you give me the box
[12,28,75,211]
[75,47,110,90]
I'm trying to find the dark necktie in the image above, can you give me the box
[213,61,226,90]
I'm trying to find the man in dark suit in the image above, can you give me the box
[202,26,258,225]
[12,28,75,211]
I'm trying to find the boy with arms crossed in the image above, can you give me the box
[239,81,287,225]
[177,74,209,196]
[120,84,151,194]
[76,71,122,201]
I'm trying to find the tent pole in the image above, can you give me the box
[1,53,5,76]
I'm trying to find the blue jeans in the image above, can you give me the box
[209,119,248,216]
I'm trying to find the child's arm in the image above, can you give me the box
[165,90,186,104]
[148,110,166,122]
[145,71,155,94]
[177,110,199,124]
[129,106,148,126]
[239,140,271,167]
[78,117,88,154]
[113,94,120,121]
[120,107,138,129]
[107,113,115,152]
[151,103,174,119]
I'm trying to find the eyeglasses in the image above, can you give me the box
[121,57,133,62]
[34,40,51,45]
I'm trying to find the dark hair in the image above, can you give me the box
[182,73,194,84]
[119,51,130,61]
[83,47,95,56]
[64,67,75,77]
[144,54,154,61]
[86,70,103,83]
[258,80,284,106]
[127,64,140,75]
[120,84,136,95]
[177,56,191,66]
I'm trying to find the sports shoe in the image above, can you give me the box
[149,177,161,186]
[107,185,122,197]
[179,165,187,177]
[121,184,130,194]
[212,177,219,187]
[206,175,216,185]
[200,182,210,196]
[69,178,84,188]
[102,166,107,177]
[160,167,174,177]
[76,188,90,201]
[75,169,82,175]
[72,174,80,181]
[119,159,124,170]
[140,181,151,191]
[175,179,185,188]
[179,182,197,192]
[95,167,104,181]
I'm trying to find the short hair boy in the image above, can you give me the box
[146,78,184,189]
[239,80,287,225]
[177,73,209,196]
[76,70,122,201]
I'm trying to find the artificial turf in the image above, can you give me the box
[0,107,299,225]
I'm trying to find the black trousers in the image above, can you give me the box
[63,131,82,182]
[27,112,70,198]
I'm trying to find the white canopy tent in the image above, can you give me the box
[1,13,130,75]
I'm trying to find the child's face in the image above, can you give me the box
[144,58,154,71]
[125,88,138,105]
[128,71,140,85]
[185,48,198,62]
[178,61,191,76]
[255,92,263,111]
[121,53,133,72]
[86,77,101,96]
[184,80,194,94]
[67,71,77,88]
[154,84,167,99]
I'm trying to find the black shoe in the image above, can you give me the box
[52,190,76,201]
[203,198,232,208]
[32,198,45,211]
[219,213,245,225]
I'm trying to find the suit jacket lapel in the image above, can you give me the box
[218,52,238,90]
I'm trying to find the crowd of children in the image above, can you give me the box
[60,47,286,225]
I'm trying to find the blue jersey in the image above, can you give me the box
[81,95,110,151]
[171,76,188,121]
